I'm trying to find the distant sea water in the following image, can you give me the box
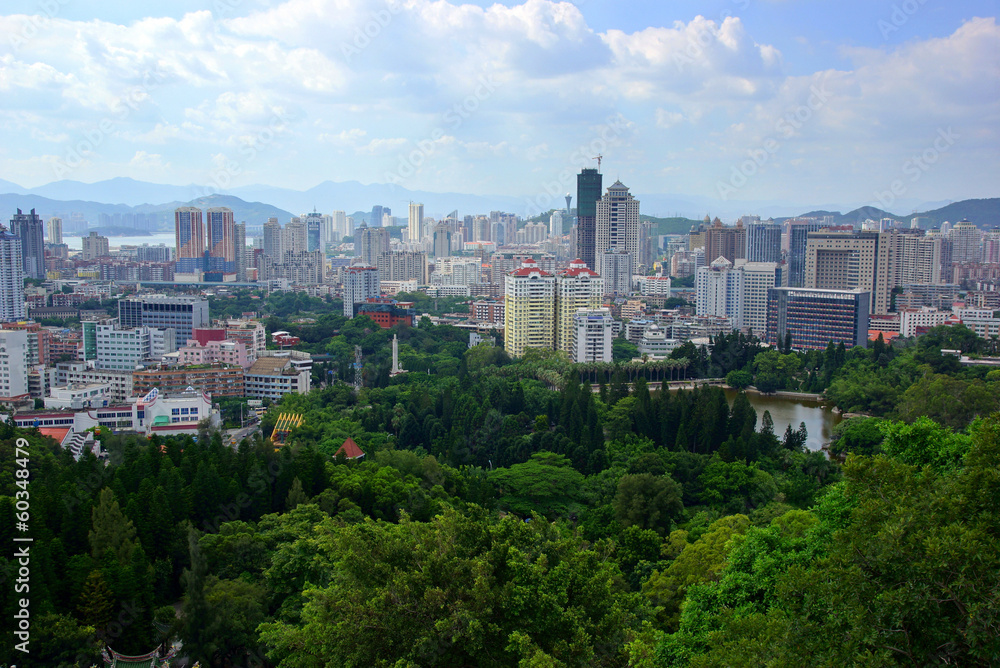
[64,233,176,251]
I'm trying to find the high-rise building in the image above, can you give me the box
[10,208,44,280]
[408,202,425,244]
[504,259,556,358]
[549,211,564,238]
[704,217,747,265]
[303,212,324,252]
[766,288,870,351]
[174,207,205,278]
[433,224,452,258]
[595,180,640,277]
[746,219,782,263]
[804,231,890,313]
[263,218,283,259]
[344,265,381,318]
[234,222,247,282]
[950,219,982,264]
[0,229,26,322]
[555,259,603,355]
[696,257,743,328]
[571,308,613,363]
[788,219,824,287]
[205,207,236,280]
[0,330,29,402]
[283,218,308,255]
[118,296,209,344]
[376,251,429,284]
[735,260,782,337]
[600,249,633,296]
[47,217,63,245]
[81,231,110,261]
[576,168,602,270]
[371,205,385,228]
[357,224,391,266]
[333,210,348,241]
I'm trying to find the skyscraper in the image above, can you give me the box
[746,219,782,263]
[205,207,236,280]
[263,218,283,259]
[595,180,641,277]
[358,224,391,266]
[788,219,823,287]
[504,259,555,358]
[704,217,747,265]
[433,224,452,258]
[81,231,110,260]
[303,211,324,252]
[555,259,603,355]
[10,209,44,280]
[46,217,63,245]
[332,210,348,241]
[344,266,381,318]
[576,168,602,270]
[0,228,26,322]
[371,205,385,228]
[234,222,247,282]
[174,207,205,278]
[409,202,425,244]
[283,218,308,255]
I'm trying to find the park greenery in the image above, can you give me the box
[2,296,998,666]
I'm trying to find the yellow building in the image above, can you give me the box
[555,259,603,355]
[504,259,555,358]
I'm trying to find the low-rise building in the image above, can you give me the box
[244,355,311,400]
[133,364,245,398]
[638,324,681,358]
[44,382,111,410]
[54,361,135,403]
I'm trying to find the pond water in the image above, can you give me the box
[722,389,842,452]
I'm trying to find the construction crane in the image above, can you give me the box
[593,154,603,172]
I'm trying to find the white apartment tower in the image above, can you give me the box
[571,308,613,363]
[409,202,425,244]
[504,259,556,358]
[47,217,63,244]
[555,259,603,355]
[0,330,29,402]
[0,229,27,322]
[595,180,641,277]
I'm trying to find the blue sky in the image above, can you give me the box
[0,0,997,213]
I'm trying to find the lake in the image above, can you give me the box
[722,388,841,452]
[64,233,177,250]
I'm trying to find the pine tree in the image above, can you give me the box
[76,570,115,635]
[89,488,138,563]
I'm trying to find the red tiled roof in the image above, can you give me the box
[38,427,71,445]
[335,437,365,459]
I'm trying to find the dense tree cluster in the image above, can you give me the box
[1,308,997,666]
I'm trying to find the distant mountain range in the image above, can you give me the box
[788,198,1000,229]
[0,178,996,232]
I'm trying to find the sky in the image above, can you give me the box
[0,0,997,211]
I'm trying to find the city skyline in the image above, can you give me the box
[0,0,996,211]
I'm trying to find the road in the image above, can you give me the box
[225,422,261,448]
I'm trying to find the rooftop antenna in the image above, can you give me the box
[593,155,603,172]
